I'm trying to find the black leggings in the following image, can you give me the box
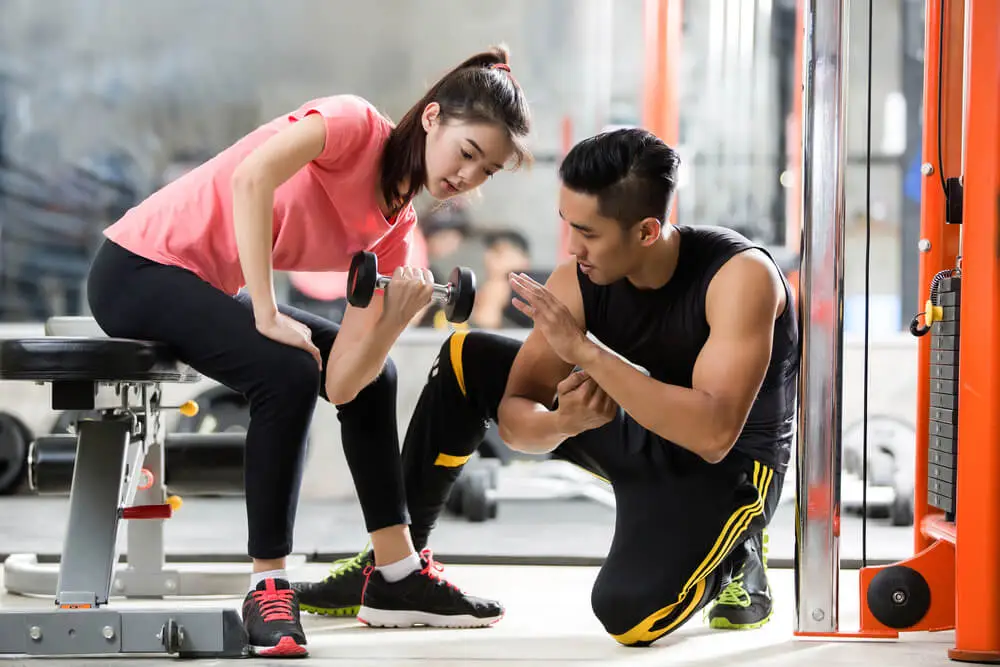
[87,239,408,559]
[399,330,784,646]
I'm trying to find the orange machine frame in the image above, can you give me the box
[642,0,682,224]
[795,0,1000,662]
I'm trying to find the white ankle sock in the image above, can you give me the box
[375,554,421,583]
[249,568,287,592]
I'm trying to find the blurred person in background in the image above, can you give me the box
[422,201,471,280]
[471,227,535,329]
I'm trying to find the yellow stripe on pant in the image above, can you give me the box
[448,331,469,397]
[434,453,472,468]
[433,331,471,469]
[612,461,775,646]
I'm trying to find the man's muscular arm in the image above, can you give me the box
[575,250,785,463]
[497,262,585,452]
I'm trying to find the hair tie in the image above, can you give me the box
[490,63,511,73]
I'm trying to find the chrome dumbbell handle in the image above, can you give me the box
[374,275,453,304]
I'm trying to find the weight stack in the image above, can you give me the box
[927,276,960,519]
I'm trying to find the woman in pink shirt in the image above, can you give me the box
[86,46,530,658]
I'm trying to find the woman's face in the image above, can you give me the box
[422,103,514,200]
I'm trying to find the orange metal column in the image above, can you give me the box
[642,0,682,224]
[950,0,1000,660]
[913,0,965,554]
[557,116,574,262]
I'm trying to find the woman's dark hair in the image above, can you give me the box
[381,45,532,213]
[559,128,680,229]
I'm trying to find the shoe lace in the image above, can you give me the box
[419,548,463,593]
[324,548,370,581]
[252,587,295,622]
[715,573,752,608]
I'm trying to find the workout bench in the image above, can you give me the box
[0,317,248,658]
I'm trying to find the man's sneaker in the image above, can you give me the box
[708,530,773,630]
[241,578,308,657]
[357,549,504,629]
[291,548,373,617]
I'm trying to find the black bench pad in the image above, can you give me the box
[0,338,200,383]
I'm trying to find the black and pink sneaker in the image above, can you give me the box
[241,578,308,658]
[357,549,504,629]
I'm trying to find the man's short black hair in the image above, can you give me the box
[558,127,681,229]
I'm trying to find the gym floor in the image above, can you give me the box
[0,493,955,665]
[0,565,957,665]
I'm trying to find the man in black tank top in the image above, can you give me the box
[293,129,799,647]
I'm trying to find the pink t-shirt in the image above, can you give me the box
[104,95,416,295]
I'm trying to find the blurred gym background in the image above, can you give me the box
[0,0,924,565]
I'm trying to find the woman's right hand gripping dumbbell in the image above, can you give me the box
[381,266,436,329]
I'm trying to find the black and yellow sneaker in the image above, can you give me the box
[357,549,504,629]
[241,578,308,658]
[291,548,373,617]
[707,530,773,630]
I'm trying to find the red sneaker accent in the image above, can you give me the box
[256,635,307,657]
[252,579,295,622]
[419,549,463,593]
[360,563,376,605]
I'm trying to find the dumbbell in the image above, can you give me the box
[346,251,477,323]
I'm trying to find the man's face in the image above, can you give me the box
[559,186,641,285]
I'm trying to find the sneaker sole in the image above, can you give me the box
[708,610,774,630]
[299,602,361,617]
[357,606,504,629]
[251,635,309,658]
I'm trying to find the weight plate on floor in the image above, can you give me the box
[461,469,493,522]
[0,415,27,494]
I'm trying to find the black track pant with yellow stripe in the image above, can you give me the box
[398,330,783,646]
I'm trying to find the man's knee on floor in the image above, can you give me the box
[591,582,703,647]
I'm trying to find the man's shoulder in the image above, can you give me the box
[708,249,787,318]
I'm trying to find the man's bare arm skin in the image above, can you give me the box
[497,261,584,452]
[576,250,785,463]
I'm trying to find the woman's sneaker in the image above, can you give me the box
[358,549,504,629]
[292,548,373,617]
[241,578,308,658]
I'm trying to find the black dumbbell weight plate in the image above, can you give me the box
[446,266,477,323]
[347,252,378,308]
[461,469,496,522]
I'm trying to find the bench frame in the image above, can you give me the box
[0,318,248,658]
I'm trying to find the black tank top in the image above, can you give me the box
[577,225,798,471]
